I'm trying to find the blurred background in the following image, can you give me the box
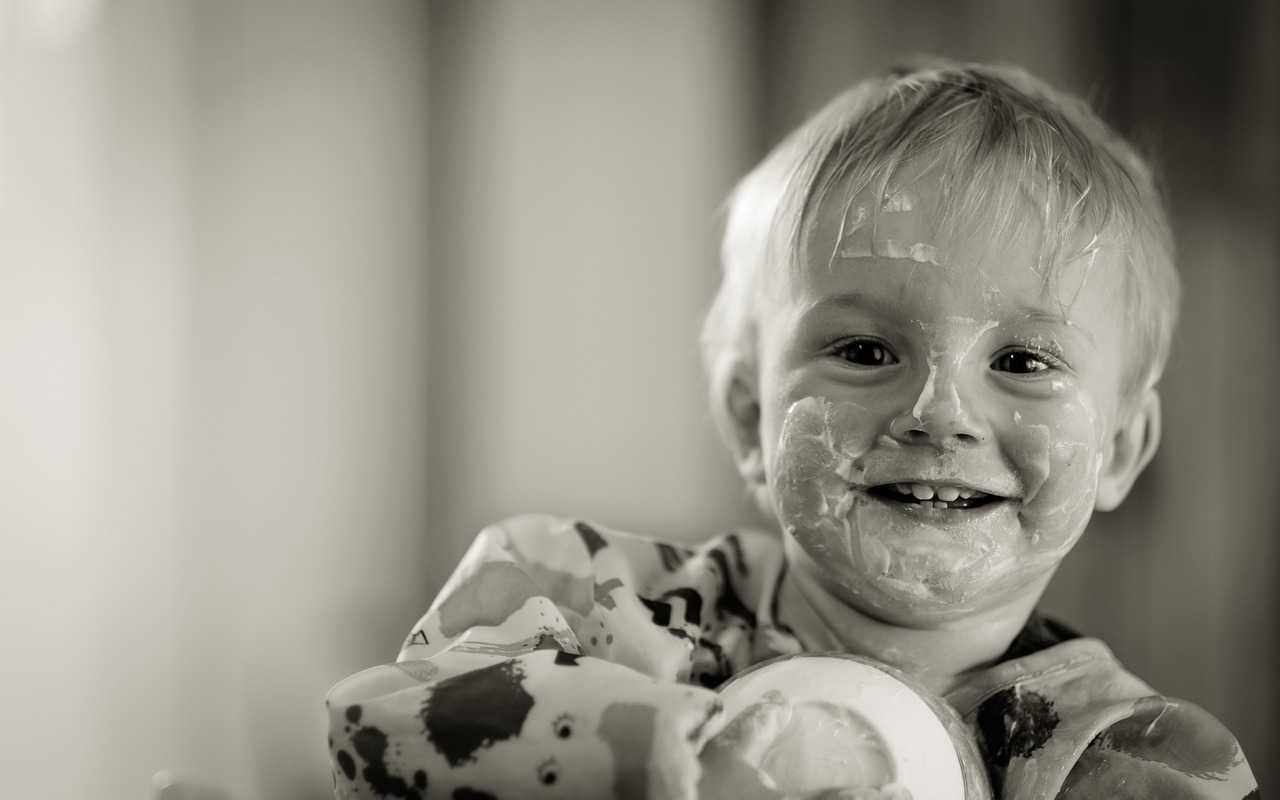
[1,1,1274,797]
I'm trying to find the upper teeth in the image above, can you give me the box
[896,483,978,501]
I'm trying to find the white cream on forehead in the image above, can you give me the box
[832,186,940,265]
[826,178,1111,310]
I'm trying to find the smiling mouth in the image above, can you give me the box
[866,483,1004,510]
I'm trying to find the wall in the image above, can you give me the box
[1,1,432,798]
[423,0,761,594]
[180,2,432,797]
[1,1,185,796]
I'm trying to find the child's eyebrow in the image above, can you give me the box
[1012,308,1097,347]
[798,293,878,318]
[798,296,1099,348]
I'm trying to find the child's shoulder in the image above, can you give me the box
[468,512,784,590]
[949,630,1257,798]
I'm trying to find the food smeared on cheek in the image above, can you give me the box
[1006,413,1052,506]
[1007,391,1106,558]
[773,397,1017,607]
[771,396,873,570]
[770,386,1111,616]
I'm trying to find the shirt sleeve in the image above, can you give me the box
[1054,696,1258,800]
[324,514,725,800]
[953,638,1258,800]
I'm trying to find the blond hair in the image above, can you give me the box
[702,62,1178,444]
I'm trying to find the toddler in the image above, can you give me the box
[325,63,1258,799]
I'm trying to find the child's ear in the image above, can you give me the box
[1095,388,1162,511]
[720,363,765,489]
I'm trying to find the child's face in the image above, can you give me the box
[753,173,1144,625]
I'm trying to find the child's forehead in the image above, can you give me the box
[772,176,1133,344]
[808,167,1035,267]
[794,167,1121,306]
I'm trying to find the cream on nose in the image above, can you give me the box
[889,362,984,445]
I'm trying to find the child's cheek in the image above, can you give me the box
[771,396,1013,611]
[1004,384,1107,557]
[770,396,880,575]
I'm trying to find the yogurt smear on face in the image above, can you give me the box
[756,170,1127,624]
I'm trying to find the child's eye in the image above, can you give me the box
[991,349,1053,374]
[833,338,898,368]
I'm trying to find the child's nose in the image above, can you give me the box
[888,366,986,447]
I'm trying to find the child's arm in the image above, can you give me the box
[951,641,1259,799]
[324,514,727,799]
[1055,697,1258,800]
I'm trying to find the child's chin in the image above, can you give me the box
[841,565,1030,625]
